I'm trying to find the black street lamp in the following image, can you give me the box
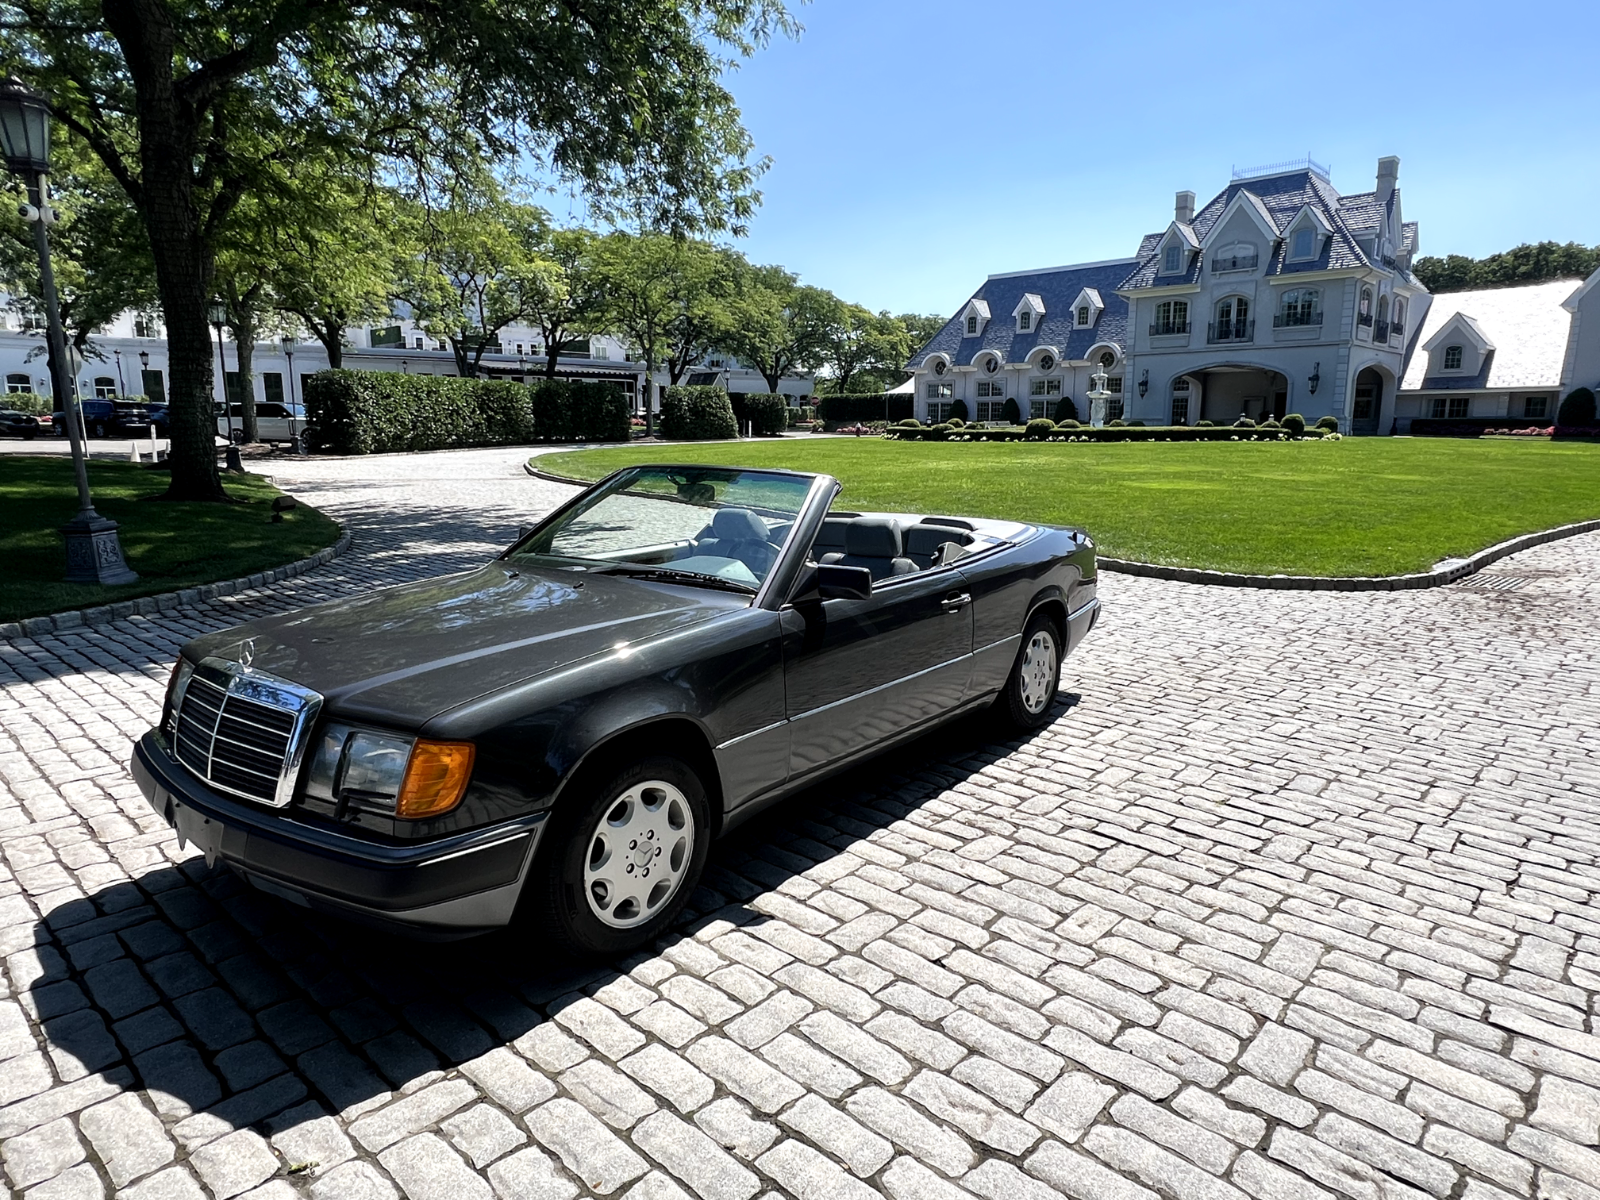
[208,299,236,443]
[113,347,126,395]
[0,77,135,584]
[279,335,303,453]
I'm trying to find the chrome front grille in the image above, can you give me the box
[170,658,322,807]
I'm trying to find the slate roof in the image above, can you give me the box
[1119,170,1380,289]
[910,258,1138,369]
[1401,279,1582,391]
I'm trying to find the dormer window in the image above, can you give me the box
[1290,229,1315,260]
[1077,305,1090,326]
[1019,312,1031,331]
[966,316,978,335]
[1163,246,1182,274]
[1443,345,1463,370]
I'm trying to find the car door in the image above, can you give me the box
[254,404,290,441]
[779,565,973,780]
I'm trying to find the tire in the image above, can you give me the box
[532,754,711,957]
[21,428,35,440]
[90,421,107,439]
[997,610,1063,731]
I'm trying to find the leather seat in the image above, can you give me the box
[904,525,973,569]
[819,519,916,581]
[695,507,777,575]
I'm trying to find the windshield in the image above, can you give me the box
[509,465,815,592]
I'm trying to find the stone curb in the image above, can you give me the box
[0,523,353,642]
[525,458,1600,592]
[1099,517,1600,591]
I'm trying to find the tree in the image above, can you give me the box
[591,232,686,434]
[399,191,553,379]
[721,265,834,394]
[520,227,607,380]
[895,312,947,360]
[1415,241,1600,293]
[0,130,155,395]
[3,0,796,499]
[818,305,912,395]
[661,242,741,387]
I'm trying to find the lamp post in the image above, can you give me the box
[279,335,302,453]
[209,300,234,443]
[113,348,126,396]
[0,77,135,584]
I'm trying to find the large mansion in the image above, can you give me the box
[908,157,1600,432]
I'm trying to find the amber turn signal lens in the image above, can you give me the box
[395,740,475,819]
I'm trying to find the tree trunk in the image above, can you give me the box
[761,363,782,394]
[106,0,227,500]
[544,345,560,378]
[451,337,472,378]
[232,317,259,442]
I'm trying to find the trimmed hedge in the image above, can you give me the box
[886,423,1331,444]
[661,385,737,440]
[5,391,51,414]
[528,379,631,443]
[1558,387,1597,427]
[304,370,535,454]
[1053,396,1079,423]
[815,393,913,423]
[730,392,788,436]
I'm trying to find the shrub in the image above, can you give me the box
[1232,415,1256,428]
[660,385,738,440]
[1053,396,1080,423]
[1057,418,1081,430]
[948,416,965,428]
[949,398,969,422]
[1108,418,1126,427]
[303,370,535,455]
[1001,397,1022,425]
[785,404,815,428]
[897,417,921,428]
[1558,387,1597,427]
[1282,413,1307,435]
[1025,418,1055,440]
[814,393,913,424]
[5,391,51,414]
[1128,419,1147,427]
[529,379,631,443]
[735,392,788,436]
[1258,417,1281,430]
[1315,415,1340,432]
[926,422,953,440]
[1197,419,1215,427]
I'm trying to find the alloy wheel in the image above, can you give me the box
[582,780,695,929]
[1018,630,1058,715]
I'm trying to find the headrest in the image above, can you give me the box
[815,518,852,548]
[711,507,769,541]
[905,526,972,556]
[844,519,902,558]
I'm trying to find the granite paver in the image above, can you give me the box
[2,445,1599,1198]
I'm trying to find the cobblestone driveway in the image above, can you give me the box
[3,446,1600,1200]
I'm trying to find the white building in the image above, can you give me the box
[908,156,1432,432]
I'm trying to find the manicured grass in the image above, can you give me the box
[535,438,1600,576]
[1,459,340,622]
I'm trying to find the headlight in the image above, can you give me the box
[303,723,474,819]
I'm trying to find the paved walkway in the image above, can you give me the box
[2,446,1599,1200]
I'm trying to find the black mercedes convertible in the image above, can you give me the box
[132,464,1100,954]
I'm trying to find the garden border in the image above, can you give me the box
[0,523,353,641]
[524,459,1600,592]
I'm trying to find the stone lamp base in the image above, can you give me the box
[62,515,139,585]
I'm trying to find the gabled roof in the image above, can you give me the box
[1401,279,1581,391]
[1121,169,1378,289]
[1561,263,1600,312]
[1422,312,1494,354]
[910,258,1138,369]
[1013,292,1046,315]
[963,298,991,321]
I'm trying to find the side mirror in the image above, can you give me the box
[816,563,872,601]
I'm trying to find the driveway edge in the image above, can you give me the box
[0,523,353,641]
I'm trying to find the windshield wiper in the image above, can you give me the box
[599,565,757,594]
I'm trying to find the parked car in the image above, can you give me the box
[0,408,46,439]
[54,398,152,439]
[131,464,1101,954]
[215,401,306,444]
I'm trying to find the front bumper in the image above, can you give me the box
[132,731,544,938]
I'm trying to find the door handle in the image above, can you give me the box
[942,592,971,613]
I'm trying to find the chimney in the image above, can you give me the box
[1175,190,1195,225]
[1376,156,1399,203]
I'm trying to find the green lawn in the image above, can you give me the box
[1,459,341,622]
[535,437,1600,576]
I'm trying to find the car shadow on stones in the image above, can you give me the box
[20,690,1082,1151]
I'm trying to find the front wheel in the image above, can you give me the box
[89,421,107,439]
[533,755,710,957]
[997,611,1062,731]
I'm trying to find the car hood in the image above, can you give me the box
[183,564,741,728]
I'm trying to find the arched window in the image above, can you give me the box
[1278,289,1320,328]
[1077,305,1090,326]
[1443,345,1463,370]
[1099,351,1116,369]
[1214,296,1250,341]
[5,372,29,393]
[94,376,117,399]
[1213,242,1257,272]
[1357,287,1374,329]
[1376,294,1389,323]
[1393,298,1407,333]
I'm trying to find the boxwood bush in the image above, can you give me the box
[815,393,914,424]
[1316,415,1340,431]
[730,392,788,436]
[529,379,631,443]
[1558,387,1596,427]
[661,385,737,440]
[304,370,536,455]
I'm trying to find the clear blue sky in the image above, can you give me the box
[712,0,1600,318]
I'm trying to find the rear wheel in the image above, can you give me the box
[89,421,107,439]
[533,755,710,957]
[997,610,1062,731]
